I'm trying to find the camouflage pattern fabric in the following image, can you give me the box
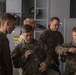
[0,31,13,75]
[12,39,52,75]
[39,29,64,72]
[56,42,76,75]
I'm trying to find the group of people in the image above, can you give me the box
[0,13,76,75]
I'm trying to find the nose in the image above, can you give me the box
[28,36,31,40]
[56,25,59,28]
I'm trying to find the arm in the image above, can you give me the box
[1,39,13,75]
[56,32,64,45]
[56,42,76,55]
[43,45,53,67]
[38,43,53,72]
[39,31,48,44]
[11,45,27,68]
[55,43,69,55]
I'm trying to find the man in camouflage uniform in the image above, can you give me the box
[0,13,16,75]
[39,17,64,75]
[12,25,52,75]
[17,18,36,75]
[55,27,76,75]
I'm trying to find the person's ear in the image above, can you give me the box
[4,20,8,27]
[50,21,52,25]
[50,21,53,24]
[50,22,52,26]
[6,21,9,27]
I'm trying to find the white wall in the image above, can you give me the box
[6,0,22,13]
[50,0,70,18]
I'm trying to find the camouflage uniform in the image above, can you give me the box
[17,34,24,75]
[55,42,76,75]
[12,39,52,75]
[39,29,64,72]
[0,31,13,75]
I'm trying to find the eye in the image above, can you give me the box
[54,24,59,26]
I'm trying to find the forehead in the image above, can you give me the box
[73,31,76,34]
[52,19,60,23]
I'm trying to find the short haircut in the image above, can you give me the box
[22,24,33,33]
[0,13,16,26]
[50,17,60,22]
[72,27,76,32]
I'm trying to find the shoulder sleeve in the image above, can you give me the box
[56,31,64,44]
[39,30,49,44]
[55,43,70,55]
[12,44,27,68]
[39,43,53,67]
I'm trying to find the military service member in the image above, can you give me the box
[18,18,36,44]
[17,18,36,75]
[39,17,64,75]
[0,13,16,75]
[55,27,76,75]
[12,25,52,75]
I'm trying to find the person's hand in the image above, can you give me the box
[39,62,47,72]
[24,50,32,58]
[68,48,76,53]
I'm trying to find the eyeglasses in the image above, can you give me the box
[54,24,60,26]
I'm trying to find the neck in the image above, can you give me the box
[0,27,7,35]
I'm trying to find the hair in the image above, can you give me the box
[23,18,36,29]
[0,13,16,26]
[72,27,76,32]
[50,17,60,22]
[22,24,33,33]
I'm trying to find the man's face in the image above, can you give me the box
[72,31,76,43]
[50,19,60,31]
[22,31,34,43]
[7,20,16,34]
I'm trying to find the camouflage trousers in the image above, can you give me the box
[63,64,76,75]
[63,72,76,75]
[47,69,60,75]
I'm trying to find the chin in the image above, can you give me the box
[53,30,57,31]
[55,29,58,31]
[26,41,31,44]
